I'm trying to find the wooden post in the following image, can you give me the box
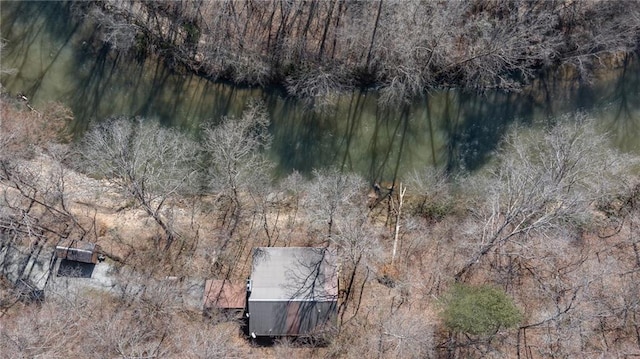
[391,183,406,265]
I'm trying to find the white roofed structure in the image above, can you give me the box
[247,247,338,337]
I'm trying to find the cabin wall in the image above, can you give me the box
[248,300,337,336]
[55,246,98,264]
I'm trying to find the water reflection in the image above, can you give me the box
[600,54,640,152]
[1,1,639,183]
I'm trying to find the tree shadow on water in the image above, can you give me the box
[443,89,537,173]
[603,55,640,151]
[1,1,83,99]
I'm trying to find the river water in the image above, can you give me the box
[2,1,639,181]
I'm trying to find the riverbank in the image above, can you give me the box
[81,0,640,104]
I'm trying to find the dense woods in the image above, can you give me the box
[1,92,639,357]
[77,0,640,104]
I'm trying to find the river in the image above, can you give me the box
[1,1,639,182]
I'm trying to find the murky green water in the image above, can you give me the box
[2,1,639,181]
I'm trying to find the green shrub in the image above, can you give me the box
[442,283,522,336]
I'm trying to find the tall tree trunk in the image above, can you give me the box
[318,0,336,60]
[391,183,406,265]
[365,0,384,70]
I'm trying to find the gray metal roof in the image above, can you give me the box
[249,247,338,302]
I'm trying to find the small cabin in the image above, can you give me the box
[55,240,101,264]
[247,247,338,338]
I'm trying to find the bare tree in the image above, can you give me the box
[455,114,637,281]
[302,167,367,239]
[79,117,200,248]
[374,305,435,358]
[201,100,273,236]
[327,300,435,359]
[175,320,243,359]
[0,296,87,357]
[332,209,383,325]
[84,5,140,51]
